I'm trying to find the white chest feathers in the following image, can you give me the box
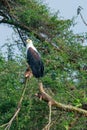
[26,43,38,53]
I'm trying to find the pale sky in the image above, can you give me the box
[0,0,87,55]
[45,0,87,33]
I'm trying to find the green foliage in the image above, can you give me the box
[0,0,87,130]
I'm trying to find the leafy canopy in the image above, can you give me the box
[0,0,87,129]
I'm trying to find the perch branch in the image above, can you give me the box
[77,6,87,26]
[79,12,87,26]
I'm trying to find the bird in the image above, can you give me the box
[26,39,44,78]
[77,6,83,15]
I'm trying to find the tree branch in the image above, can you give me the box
[0,71,32,130]
[0,16,60,51]
[36,82,87,117]
[79,12,87,26]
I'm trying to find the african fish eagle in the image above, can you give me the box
[26,39,44,78]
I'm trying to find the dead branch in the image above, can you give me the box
[36,82,87,117]
[0,71,32,130]
[79,13,87,26]
[4,108,21,130]
[77,6,87,26]
[3,79,28,130]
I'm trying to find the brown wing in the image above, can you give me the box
[28,47,40,60]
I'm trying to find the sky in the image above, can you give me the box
[45,0,87,33]
[0,24,19,57]
[0,0,87,55]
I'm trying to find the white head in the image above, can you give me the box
[26,39,33,49]
[26,39,33,45]
[26,39,38,52]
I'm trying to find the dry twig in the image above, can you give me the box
[0,70,32,130]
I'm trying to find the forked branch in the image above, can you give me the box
[36,82,87,117]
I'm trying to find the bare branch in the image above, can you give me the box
[36,82,87,117]
[0,71,32,130]
[77,6,87,26]
[79,13,87,26]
